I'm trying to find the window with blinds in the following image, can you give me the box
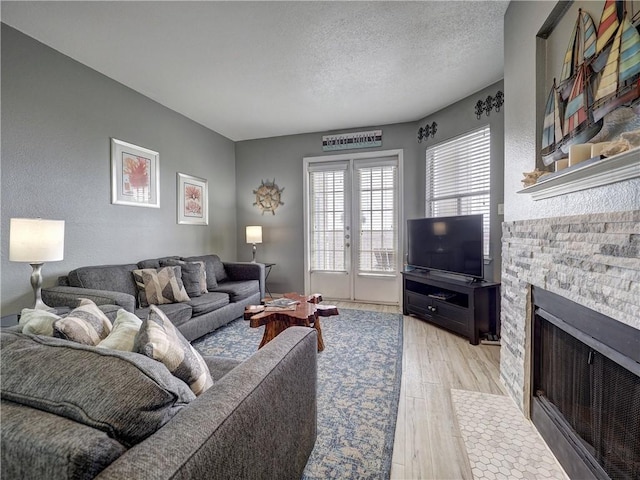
[426,126,490,256]
[309,167,346,271]
[358,164,397,273]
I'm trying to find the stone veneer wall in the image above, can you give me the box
[500,210,640,411]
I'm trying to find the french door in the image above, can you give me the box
[303,150,402,304]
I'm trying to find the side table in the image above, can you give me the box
[1,314,19,328]
[263,262,276,298]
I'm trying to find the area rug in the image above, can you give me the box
[451,389,568,480]
[192,308,403,480]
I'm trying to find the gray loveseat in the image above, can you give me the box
[1,326,318,480]
[42,254,265,341]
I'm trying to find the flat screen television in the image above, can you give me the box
[407,214,484,280]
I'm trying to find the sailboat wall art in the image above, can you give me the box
[540,0,640,167]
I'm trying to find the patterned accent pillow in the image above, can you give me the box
[161,259,208,296]
[53,299,113,346]
[132,266,191,308]
[182,255,220,290]
[97,309,142,352]
[192,261,208,294]
[18,308,61,336]
[135,305,213,396]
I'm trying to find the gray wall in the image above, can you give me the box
[1,25,238,315]
[235,80,505,293]
[235,123,419,294]
[503,1,640,222]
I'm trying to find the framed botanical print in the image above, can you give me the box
[111,138,160,208]
[177,173,208,225]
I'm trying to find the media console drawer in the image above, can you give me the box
[402,271,500,345]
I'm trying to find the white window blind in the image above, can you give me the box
[426,126,490,256]
[309,166,346,271]
[358,164,397,273]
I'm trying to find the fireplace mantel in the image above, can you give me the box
[517,149,640,200]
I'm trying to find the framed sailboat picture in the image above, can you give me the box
[538,0,640,169]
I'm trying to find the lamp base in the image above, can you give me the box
[30,263,55,311]
[251,243,257,263]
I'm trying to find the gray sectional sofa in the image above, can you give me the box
[1,326,318,479]
[42,254,265,341]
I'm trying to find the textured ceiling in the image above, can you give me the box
[2,1,509,141]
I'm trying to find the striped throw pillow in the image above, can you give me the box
[132,266,191,308]
[135,305,213,396]
[54,299,113,346]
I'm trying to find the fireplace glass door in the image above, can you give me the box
[534,314,640,479]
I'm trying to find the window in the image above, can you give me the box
[426,126,490,256]
[309,166,346,271]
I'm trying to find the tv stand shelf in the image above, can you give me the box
[402,270,500,345]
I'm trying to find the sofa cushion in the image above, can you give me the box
[1,400,127,480]
[161,259,207,297]
[187,291,230,316]
[135,305,213,396]
[18,308,59,336]
[132,266,190,308]
[0,331,195,448]
[97,309,142,352]
[212,280,260,301]
[54,299,113,346]
[182,255,226,289]
[67,264,139,297]
[135,302,193,328]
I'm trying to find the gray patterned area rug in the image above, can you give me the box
[192,308,403,479]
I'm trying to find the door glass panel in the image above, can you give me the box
[309,169,346,271]
[357,165,397,273]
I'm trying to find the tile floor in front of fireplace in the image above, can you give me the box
[451,389,568,480]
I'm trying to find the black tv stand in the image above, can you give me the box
[402,270,500,345]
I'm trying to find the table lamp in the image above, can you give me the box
[246,226,262,262]
[10,218,65,311]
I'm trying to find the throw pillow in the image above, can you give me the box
[182,255,219,290]
[18,308,60,336]
[135,305,213,396]
[54,299,112,346]
[132,266,190,308]
[161,259,208,296]
[192,260,208,294]
[97,309,142,351]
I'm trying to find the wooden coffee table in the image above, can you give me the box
[244,293,338,351]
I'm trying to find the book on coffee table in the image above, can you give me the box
[265,298,300,308]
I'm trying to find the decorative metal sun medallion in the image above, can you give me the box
[253,179,284,215]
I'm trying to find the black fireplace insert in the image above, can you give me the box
[531,287,640,480]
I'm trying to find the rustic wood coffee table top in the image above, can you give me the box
[244,293,338,351]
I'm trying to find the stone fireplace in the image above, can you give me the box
[500,210,640,475]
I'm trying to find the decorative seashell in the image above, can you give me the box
[600,140,630,157]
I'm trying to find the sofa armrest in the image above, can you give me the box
[224,261,265,299]
[41,286,136,312]
[97,326,317,480]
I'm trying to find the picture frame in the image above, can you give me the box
[111,138,160,208]
[177,173,208,225]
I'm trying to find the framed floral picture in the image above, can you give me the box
[177,173,208,225]
[111,138,160,208]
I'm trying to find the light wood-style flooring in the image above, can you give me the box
[332,301,504,480]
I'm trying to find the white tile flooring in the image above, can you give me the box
[451,389,569,480]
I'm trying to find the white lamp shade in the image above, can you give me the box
[246,225,263,244]
[10,218,65,263]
